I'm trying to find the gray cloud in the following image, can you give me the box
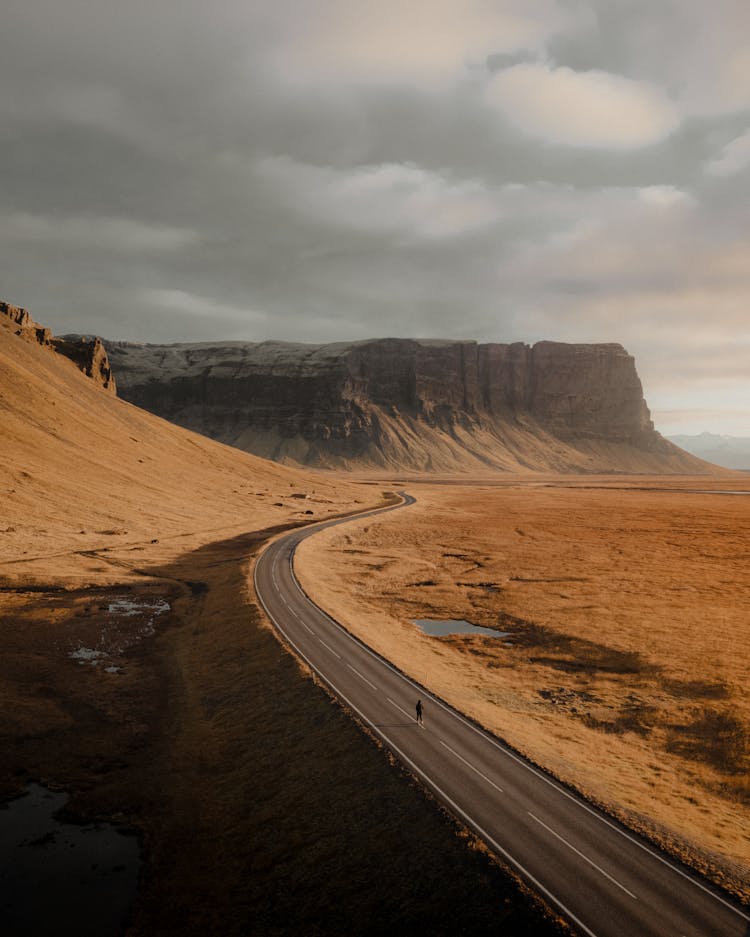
[0,0,748,434]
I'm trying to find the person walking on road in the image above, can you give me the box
[416,699,423,726]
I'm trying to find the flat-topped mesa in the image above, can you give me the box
[380,339,653,441]
[105,336,704,473]
[0,301,116,393]
[524,341,654,443]
[337,339,653,442]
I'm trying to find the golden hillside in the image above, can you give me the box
[0,310,365,574]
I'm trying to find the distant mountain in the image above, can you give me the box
[102,336,717,474]
[667,433,750,470]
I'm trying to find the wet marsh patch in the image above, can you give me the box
[0,581,178,789]
[0,583,177,668]
[414,618,511,639]
[67,594,171,669]
[0,783,139,937]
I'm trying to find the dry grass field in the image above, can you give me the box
[296,475,750,898]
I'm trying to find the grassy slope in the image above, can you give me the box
[234,404,720,474]
[0,314,364,565]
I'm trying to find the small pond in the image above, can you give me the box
[413,618,511,638]
[0,783,139,936]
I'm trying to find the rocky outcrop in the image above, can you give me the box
[52,335,116,392]
[0,300,54,346]
[0,301,32,329]
[0,301,116,393]
[104,337,710,473]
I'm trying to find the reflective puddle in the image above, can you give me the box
[0,783,139,936]
[413,618,511,638]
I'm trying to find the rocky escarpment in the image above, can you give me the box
[104,337,710,474]
[0,301,116,392]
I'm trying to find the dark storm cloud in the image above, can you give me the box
[0,1,748,433]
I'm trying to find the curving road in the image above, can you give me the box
[253,493,750,937]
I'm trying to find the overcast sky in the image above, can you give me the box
[1,1,748,435]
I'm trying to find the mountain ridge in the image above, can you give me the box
[103,335,717,474]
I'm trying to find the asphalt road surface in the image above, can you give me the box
[254,493,750,937]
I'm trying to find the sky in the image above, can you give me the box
[1,1,748,436]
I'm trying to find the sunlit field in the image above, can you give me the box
[296,475,750,897]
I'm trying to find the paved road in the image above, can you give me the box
[254,493,750,937]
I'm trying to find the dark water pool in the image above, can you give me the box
[414,618,511,638]
[0,783,139,936]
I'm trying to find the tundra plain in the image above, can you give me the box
[296,475,750,899]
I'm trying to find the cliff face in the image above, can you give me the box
[0,301,116,393]
[53,335,116,392]
[105,337,708,473]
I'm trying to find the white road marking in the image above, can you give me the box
[252,583,599,937]
[439,740,504,794]
[528,812,638,900]
[387,696,420,724]
[318,638,341,659]
[285,604,304,624]
[347,663,379,691]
